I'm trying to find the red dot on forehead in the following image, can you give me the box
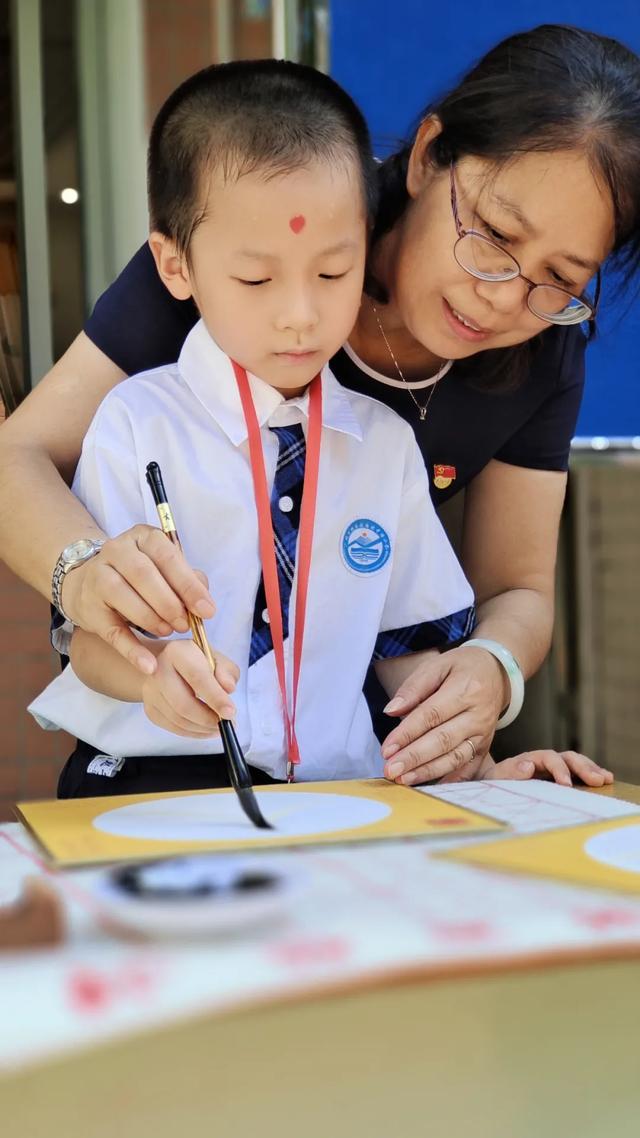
[289,215,306,234]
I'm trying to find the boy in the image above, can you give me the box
[30,60,474,795]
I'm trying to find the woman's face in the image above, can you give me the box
[388,140,615,360]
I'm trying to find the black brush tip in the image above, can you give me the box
[237,787,274,830]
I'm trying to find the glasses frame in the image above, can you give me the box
[448,164,601,325]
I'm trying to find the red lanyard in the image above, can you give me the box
[232,361,323,780]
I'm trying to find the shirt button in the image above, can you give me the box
[262,608,270,624]
[278,495,294,513]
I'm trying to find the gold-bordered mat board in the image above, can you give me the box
[16,779,504,866]
[442,814,640,895]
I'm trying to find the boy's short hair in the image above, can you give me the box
[148,58,377,256]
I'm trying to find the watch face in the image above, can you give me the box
[62,538,98,565]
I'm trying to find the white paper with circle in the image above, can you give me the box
[584,824,640,874]
[92,791,392,843]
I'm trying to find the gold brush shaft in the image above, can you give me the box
[188,613,221,707]
[155,508,220,714]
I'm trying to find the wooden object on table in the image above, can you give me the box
[0,877,64,949]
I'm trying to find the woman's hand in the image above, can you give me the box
[481,749,614,787]
[142,639,240,738]
[381,645,508,784]
[438,747,613,786]
[60,525,216,674]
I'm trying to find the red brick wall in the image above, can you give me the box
[143,0,274,125]
[0,561,74,821]
[144,0,215,125]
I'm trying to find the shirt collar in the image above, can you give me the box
[177,319,363,445]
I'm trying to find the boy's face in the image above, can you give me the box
[155,158,367,396]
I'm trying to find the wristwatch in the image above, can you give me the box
[51,538,105,623]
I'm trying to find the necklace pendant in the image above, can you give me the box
[369,298,445,427]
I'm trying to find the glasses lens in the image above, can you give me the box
[528,286,593,325]
[455,233,520,281]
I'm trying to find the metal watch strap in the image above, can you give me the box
[458,637,525,730]
[51,556,71,621]
[51,541,104,624]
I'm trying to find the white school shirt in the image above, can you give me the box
[30,320,474,782]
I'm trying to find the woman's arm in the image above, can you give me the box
[0,332,123,593]
[0,332,214,672]
[380,459,566,783]
[460,458,563,672]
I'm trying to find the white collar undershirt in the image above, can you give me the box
[342,340,453,391]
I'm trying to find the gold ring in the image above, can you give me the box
[466,738,477,762]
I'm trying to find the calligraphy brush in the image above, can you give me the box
[145,461,273,830]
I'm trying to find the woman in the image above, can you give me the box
[2,24,639,785]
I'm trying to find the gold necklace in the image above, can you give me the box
[369,299,450,422]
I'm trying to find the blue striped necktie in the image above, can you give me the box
[249,423,306,665]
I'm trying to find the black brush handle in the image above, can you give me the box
[145,461,168,508]
[219,720,273,830]
[219,719,252,790]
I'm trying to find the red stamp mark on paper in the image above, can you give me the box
[431,920,494,942]
[429,817,468,827]
[572,908,640,932]
[67,961,157,1014]
[68,968,111,1011]
[269,934,349,967]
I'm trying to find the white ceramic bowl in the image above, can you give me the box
[91,854,305,938]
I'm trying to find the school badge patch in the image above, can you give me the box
[341,518,391,574]
[433,463,456,490]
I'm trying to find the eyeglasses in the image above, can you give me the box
[449,164,600,326]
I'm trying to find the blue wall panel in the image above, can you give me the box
[330,2,640,436]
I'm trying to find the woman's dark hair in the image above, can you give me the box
[372,24,640,387]
[148,58,378,256]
